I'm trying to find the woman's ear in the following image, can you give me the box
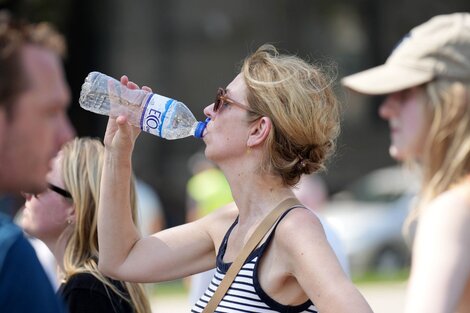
[67,205,76,225]
[247,116,272,147]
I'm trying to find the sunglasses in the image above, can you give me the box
[26,183,73,200]
[214,87,256,114]
[47,183,73,199]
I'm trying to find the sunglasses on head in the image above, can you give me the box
[214,87,256,114]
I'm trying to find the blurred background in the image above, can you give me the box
[2,0,469,284]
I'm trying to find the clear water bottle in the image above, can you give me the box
[79,71,207,139]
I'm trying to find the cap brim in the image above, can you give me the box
[341,64,434,95]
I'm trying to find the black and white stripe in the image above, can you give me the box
[191,257,318,313]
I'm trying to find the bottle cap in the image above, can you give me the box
[194,118,210,138]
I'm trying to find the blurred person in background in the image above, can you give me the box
[186,151,233,223]
[136,177,165,236]
[0,10,74,313]
[342,12,470,313]
[98,44,372,313]
[22,137,151,313]
[185,151,234,306]
[293,174,350,276]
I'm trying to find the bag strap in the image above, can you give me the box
[202,197,302,313]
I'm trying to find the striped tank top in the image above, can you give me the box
[191,208,318,313]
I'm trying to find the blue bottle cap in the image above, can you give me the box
[194,118,210,138]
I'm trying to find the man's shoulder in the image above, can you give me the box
[0,213,56,290]
[0,213,22,236]
[0,218,66,313]
[0,214,24,268]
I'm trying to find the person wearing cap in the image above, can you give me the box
[342,13,470,313]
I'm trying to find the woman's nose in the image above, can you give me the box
[379,94,398,120]
[21,191,33,201]
[203,103,216,118]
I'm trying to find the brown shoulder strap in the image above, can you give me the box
[202,197,302,313]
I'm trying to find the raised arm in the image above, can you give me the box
[97,111,140,273]
[97,77,218,283]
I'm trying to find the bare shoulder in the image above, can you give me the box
[272,207,343,278]
[424,183,470,221]
[419,182,470,240]
[274,207,326,248]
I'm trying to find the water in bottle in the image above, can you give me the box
[79,71,207,139]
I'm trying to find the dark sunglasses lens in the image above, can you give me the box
[215,88,224,112]
[48,183,72,199]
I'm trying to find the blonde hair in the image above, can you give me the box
[61,137,151,313]
[405,80,470,229]
[241,44,340,186]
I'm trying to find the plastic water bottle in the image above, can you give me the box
[79,71,207,139]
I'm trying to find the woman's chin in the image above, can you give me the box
[389,145,405,161]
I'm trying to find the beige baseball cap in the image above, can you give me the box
[341,13,470,95]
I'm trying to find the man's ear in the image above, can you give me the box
[247,116,272,147]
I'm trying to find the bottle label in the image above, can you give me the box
[140,93,175,137]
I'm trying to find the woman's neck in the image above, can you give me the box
[43,230,71,273]
[227,171,295,224]
[216,149,298,224]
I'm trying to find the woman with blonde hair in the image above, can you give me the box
[97,44,372,313]
[22,137,151,313]
[342,13,470,313]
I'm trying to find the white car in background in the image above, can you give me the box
[322,166,419,276]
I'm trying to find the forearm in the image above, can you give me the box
[97,148,140,277]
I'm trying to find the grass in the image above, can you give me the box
[147,268,410,297]
[352,268,410,285]
[148,280,187,296]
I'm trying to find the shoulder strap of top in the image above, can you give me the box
[257,205,306,256]
[203,197,303,313]
[217,216,239,258]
